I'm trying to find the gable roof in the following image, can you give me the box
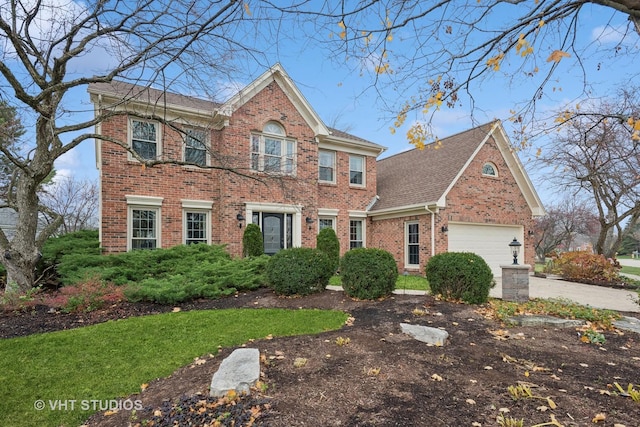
[370,121,544,216]
[88,65,384,154]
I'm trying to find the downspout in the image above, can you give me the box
[425,205,436,256]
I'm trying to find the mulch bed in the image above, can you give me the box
[2,288,640,426]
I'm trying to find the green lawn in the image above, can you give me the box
[0,308,347,427]
[329,274,430,292]
[620,265,640,277]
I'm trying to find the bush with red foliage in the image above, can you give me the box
[549,251,621,283]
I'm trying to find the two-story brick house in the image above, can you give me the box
[88,64,544,276]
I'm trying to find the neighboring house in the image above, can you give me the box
[0,207,17,240]
[88,64,544,276]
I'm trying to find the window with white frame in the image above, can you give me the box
[250,122,296,175]
[130,119,159,160]
[319,150,336,183]
[319,217,335,231]
[184,128,208,166]
[482,162,498,177]
[349,155,365,186]
[182,200,212,245]
[406,222,420,267]
[127,195,162,251]
[349,219,364,249]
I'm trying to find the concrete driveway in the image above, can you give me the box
[490,275,639,313]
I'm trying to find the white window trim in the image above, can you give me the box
[318,149,336,184]
[183,128,210,167]
[348,217,366,249]
[250,131,297,176]
[243,202,302,248]
[181,199,212,245]
[405,221,420,269]
[128,118,161,162]
[125,195,163,251]
[349,154,366,187]
[482,162,498,177]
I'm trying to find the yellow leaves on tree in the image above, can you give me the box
[338,20,346,39]
[547,50,571,63]
[486,52,504,71]
[407,123,429,150]
[628,116,640,140]
[243,2,251,16]
[515,34,533,57]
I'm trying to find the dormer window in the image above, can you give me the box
[250,122,296,175]
[482,162,497,177]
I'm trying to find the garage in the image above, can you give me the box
[447,222,524,277]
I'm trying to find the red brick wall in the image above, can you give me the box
[368,136,536,272]
[99,81,378,256]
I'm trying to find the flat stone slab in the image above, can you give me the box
[508,315,585,328]
[614,316,640,334]
[400,323,448,346]
[210,348,260,397]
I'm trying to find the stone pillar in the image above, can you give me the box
[500,264,530,302]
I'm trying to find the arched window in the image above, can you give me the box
[250,121,296,175]
[482,162,498,177]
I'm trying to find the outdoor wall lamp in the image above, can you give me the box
[305,216,315,230]
[509,237,522,265]
[440,225,448,233]
[236,213,245,228]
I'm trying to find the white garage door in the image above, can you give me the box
[448,223,524,277]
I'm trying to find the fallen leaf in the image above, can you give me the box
[104,410,118,416]
[172,307,181,312]
[293,357,307,368]
[579,363,589,367]
[592,413,606,422]
[484,366,493,370]
[140,383,148,391]
[265,334,273,340]
[471,423,482,427]
[537,405,548,412]
[466,398,476,405]
[431,374,443,381]
[498,407,510,413]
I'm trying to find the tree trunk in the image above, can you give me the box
[3,253,37,293]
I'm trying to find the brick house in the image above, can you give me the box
[88,64,544,276]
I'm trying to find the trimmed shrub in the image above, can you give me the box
[242,223,264,257]
[266,248,333,296]
[425,252,494,304]
[316,227,340,274]
[549,251,620,283]
[340,248,397,300]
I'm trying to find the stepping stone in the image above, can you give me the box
[614,316,640,334]
[400,323,448,346]
[508,315,585,328]
[210,348,260,397]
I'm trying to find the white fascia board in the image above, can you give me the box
[318,136,386,157]
[88,91,222,127]
[348,210,368,218]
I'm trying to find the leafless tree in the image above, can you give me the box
[271,0,640,146]
[0,0,278,292]
[533,197,600,260]
[537,87,640,257]
[40,177,98,235]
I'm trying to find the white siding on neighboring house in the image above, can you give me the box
[0,207,18,240]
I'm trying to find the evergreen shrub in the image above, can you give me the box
[242,223,264,257]
[425,252,494,304]
[265,248,332,296]
[316,227,340,274]
[340,248,397,300]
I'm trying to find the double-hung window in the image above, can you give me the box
[250,122,296,175]
[319,218,335,231]
[349,155,365,186]
[319,150,336,183]
[126,195,163,251]
[406,222,420,268]
[131,119,158,160]
[182,200,212,245]
[349,219,364,249]
[184,129,208,166]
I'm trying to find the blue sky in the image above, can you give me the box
[52,2,638,207]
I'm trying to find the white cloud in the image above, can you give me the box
[591,24,628,45]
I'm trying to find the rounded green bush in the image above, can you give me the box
[266,248,333,296]
[425,252,494,304]
[340,248,397,300]
[242,223,264,257]
[316,227,340,274]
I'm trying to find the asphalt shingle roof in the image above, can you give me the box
[372,122,496,211]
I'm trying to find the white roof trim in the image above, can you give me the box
[439,121,545,217]
[220,64,330,136]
